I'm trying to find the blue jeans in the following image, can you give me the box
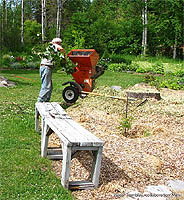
[37,65,53,102]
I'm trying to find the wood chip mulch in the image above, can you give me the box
[48,83,184,200]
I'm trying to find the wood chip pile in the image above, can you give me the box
[49,83,184,200]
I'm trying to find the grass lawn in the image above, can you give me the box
[0,69,144,199]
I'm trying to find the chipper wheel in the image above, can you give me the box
[62,86,79,103]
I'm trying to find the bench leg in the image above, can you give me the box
[61,144,72,189]
[35,107,40,133]
[91,147,103,188]
[41,122,49,157]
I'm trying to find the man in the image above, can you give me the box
[37,38,65,102]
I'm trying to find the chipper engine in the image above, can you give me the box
[62,49,104,103]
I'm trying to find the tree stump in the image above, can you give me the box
[127,91,161,100]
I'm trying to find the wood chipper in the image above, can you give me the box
[62,49,104,103]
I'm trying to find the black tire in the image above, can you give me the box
[62,86,79,103]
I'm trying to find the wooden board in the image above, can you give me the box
[36,102,104,147]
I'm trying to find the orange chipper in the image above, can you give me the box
[62,49,104,103]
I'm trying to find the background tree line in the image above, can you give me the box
[0,0,183,59]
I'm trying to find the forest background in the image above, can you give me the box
[0,0,184,60]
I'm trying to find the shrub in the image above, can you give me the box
[98,57,111,70]
[144,74,156,83]
[3,54,11,61]
[24,20,41,46]
[151,62,164,74]
[10,62,24,69]
[26,61,40,69]
[128,62,139,71]
[109,54,132,65]
[150,74,184,90]
[159,79,181,90]
[164,71,175,76]
[108,63,128,72]
[2,54,14,65]
[136,67,147,73]
[175,70,184,77]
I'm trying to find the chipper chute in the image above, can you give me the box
[62,49,104,103]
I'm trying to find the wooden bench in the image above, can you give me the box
[35,102,104,190]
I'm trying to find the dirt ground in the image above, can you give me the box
[49,83,184,200]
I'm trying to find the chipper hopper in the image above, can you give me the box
[62,49,104,103]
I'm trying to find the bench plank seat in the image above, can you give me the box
[35,102,104,190]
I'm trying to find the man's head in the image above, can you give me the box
[52,38,62,45]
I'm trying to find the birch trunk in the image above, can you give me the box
[10,0,15,25]
[56,0,62,38]
[42,0,46,42]
[21,0,24,47]
[173,35,177,59]
[1,0,6,45]
[142,0,147,56]
[5,0,7,30]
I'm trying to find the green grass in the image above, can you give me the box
[0,69,144,199]
[96,70,144,88]
[0,70,74,200]
[125,54,184,64]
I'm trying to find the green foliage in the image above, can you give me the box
[136,67,147,73]
[108,63,128,72]
[159,78,182,90]
[24,20,42,47]
[146,73,184,90]
[2,54,11,62]
[9,62,24,69]
[136,66,153,73]
[107,60,138,72]
[144,74,156,83]
[58,57,75,74]
[32,43,49,59]
[120,117,134,130]
[119,116,134,136]
[109,54,132,65]
[151,62,164,74]
[175,70,184,77]
[1,0,184,59]
[40,44,74,74]
[128,62,139,71]
[97,58,111,70]
[71,30,86,49]
[148,0,183,57]
[1,52,40,69]
[8,61,40,70]
[2,54,14,65]
[144,130,151,137]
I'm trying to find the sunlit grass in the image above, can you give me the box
[0,70,74,200]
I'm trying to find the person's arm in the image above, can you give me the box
[56,45,66,58]
[59,47,66,58]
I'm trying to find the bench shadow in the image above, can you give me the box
[11,79,33,86]
[59,102,78,109]
[75,151,132,186]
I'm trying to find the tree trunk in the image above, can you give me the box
[142,0,147,56]
[56,0,62,38]
[173,36,177,59]
[42,0,46,42]
[1,0,6,46]
[21,0,24,47]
